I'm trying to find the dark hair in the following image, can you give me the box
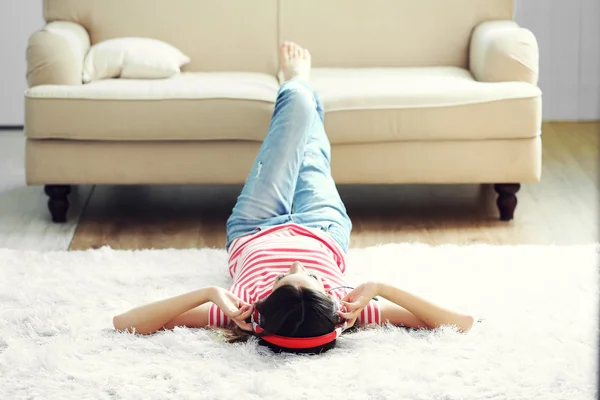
[213,285,343,355]
[255,284,342,354]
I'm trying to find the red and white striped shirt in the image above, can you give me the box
[208,223,380,328]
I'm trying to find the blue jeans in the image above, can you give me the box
[225,78,352,252]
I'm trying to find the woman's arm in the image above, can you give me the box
[162,303,211,331]
[113,288,214,335]
[378,299,429,330]
[377,283,474,332]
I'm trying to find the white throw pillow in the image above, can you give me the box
[82,38,191,83]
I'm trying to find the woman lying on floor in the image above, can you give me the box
[113,42,474,354]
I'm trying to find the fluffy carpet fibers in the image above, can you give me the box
[0,244,598,400]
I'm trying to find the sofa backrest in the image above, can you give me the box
[44,0,514,72]
[44,0,279,74]
[280,0,514,68]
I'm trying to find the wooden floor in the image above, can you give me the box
[0,123,597,251]
[68,122,599,250]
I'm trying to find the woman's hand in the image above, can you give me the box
[209,287,255,332]
[338,281,379,328]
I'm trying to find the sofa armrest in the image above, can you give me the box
[26,21,91,88]
[469,21,539,85]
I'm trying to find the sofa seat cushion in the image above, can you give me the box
[312,67,542,143]
[25,68,541,143]
[25,72,280,141]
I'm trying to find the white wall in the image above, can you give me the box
[578,0,600,120]
[0,1,598,124]
[0,2,45,126]
[515,0,599,120]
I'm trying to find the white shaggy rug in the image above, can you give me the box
[0,244,597,400]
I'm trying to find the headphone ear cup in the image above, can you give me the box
[251,309,262,327]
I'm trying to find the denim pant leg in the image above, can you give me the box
[225,78,321,250]
[291,93,352,252]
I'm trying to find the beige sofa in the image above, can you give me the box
[25,0,541,223]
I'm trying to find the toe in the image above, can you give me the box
[303,49,310,60]
[283,45,292,60]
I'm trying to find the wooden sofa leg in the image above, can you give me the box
[494,183,521,221]
[44,185,72,223]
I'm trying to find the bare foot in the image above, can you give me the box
[279,41,311,83]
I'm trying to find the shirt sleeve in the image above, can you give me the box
[356,299,381,326]
[208,303,231,328]
[207,285,253,328]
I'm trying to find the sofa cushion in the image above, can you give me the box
[312,67,542,143]
[25,68,541,143]
[280,0,513,69]
[25,72,280,142]
[82,38,191,83]
[44,0,279,74]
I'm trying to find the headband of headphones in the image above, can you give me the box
[250,300,348,349]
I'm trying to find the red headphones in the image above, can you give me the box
[250,302,348,349]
